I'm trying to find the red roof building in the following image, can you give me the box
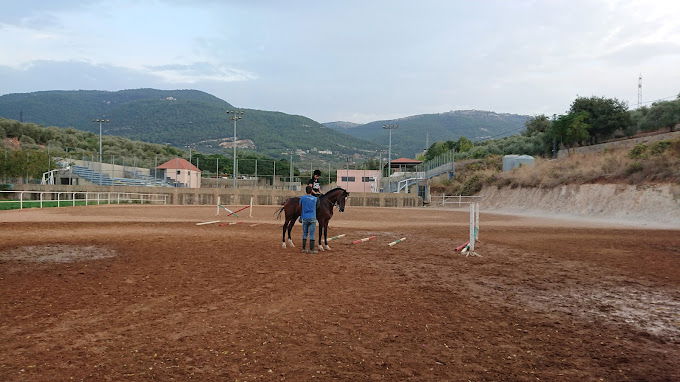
[388,157,422,169]
[157,158,201,188]
[156,158,200,172]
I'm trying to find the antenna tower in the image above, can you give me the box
[637,74,642,108]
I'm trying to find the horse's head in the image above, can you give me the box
[337,189,349,212]
[323,187,350,212]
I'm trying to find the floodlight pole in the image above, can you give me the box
[227,110,245,189]
[382,123,398,179]
[93,119,110,163]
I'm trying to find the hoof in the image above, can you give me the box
[318,245,325,252]
[324,245,331,250]
[287,239,295,248]
[281,242,287,249]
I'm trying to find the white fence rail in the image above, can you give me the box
[438,194,482,207]
[0,191,168,210]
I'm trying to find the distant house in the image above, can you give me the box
[157,158,201,188]
[336,169,381,193]
[389,157,422,172]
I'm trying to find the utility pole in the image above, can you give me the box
[382,123,398,180]
[227,109,245,189]
[289,154,293,190]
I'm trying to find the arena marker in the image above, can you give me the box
[352,236,376,245]
[196,220,220,226]
[388,237,407,247]
[328,234,346,241]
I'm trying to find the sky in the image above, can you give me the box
[1,0,679,123]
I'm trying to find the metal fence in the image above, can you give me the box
[0,190,168,210]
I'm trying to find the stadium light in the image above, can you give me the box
[226,110,245,189]
[382,123,398,179]
[93,119,110,163]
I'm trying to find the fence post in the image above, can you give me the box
[40,192,43,208]
[72,192,75,207]
[57,192,60,207]
[20,192,23,209]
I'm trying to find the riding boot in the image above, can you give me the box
[310,240,318,254]
[301,239,307,253]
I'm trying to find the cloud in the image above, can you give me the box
[145,62,257,83]
[0,0,101,29]
[601,41,680,65]
[0,60,164,93]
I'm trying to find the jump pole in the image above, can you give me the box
[388,237,407,246]
[328,234,346,242]
[454,240,469,252]
[216,196,238,216]
[352,236,376,244]
[196,220,220,226]
[225,204,250,217]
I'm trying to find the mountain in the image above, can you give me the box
[0,89,380,160]
[323,121,361,130]
[328,110,531,157]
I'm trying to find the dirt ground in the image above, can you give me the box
[1,204,679,381]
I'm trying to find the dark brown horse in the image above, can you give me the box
[275,187,349,250]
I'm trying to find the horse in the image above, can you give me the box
[274,187,349,250]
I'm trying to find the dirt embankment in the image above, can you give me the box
[479,183,680,228]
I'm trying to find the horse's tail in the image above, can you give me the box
[274,205,285,220]
[274,198,290,220]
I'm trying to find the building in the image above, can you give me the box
[389,158,423,173]
[157,158,201,188]
[336,169,381,193]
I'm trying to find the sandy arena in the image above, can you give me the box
[1,204,679,381]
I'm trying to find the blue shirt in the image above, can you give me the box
[299,194,318,220]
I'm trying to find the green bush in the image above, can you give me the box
[628,144,648,159]
[649,140,671,155]
[625,161,643,175]
[460,174,483,195]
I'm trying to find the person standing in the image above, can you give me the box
[307,169,322,197]
[299,185,319,253]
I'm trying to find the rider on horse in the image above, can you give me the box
[307,169,322,197]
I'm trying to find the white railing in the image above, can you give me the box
[438,194,482,207]
[0,191,168,210]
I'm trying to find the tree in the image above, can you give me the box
[549,112,591,153]
[641,99,680,132]
[523,115,551,136]
[569,96,631,143]
[455,136,474,153]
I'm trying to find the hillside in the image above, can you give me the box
[0,89,380,161]
[323,121,361,130]
[0,118,300,181]
[329,110,530,157]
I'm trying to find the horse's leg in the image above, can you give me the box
[323,221,331,250]
[282,218,289,248]
[287,215,296,247]
[317,219,325,252]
